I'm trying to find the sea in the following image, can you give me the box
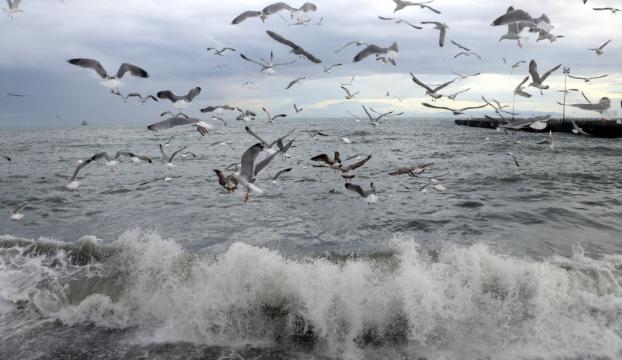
[1,118,621,360]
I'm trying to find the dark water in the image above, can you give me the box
[1,119,622,359]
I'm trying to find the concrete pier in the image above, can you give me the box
[455,118,622,138]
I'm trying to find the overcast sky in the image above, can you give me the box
[0,0,620,128]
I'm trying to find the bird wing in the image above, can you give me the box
[254,151,279,176]
[340,86,353,97]
[69,158,93,182]
[422,102,455,112]
[156,90,180,103]
[244,126,270,147]
[262,2,295,15]
[310,154,332,164]
[67,58,108,79]
[353,44,385,62]
[159,144,168,160]
[272,168,293,180]
[240,143,264,180]
[539,63,561,82]
[266,30,300,50]
[528,60,541,83]
[378,16,395,21]
[345,183,366,197]
[240,53,266,67]
[432,78,455,92]
[599,39,612,50]
[147,117,196,131]
[298,2,317,12]
[567,75,586,81]
[231,10,262,25]
[185,87,202,101]
[213,169,227,186]
[459,104,489,111]
[342,155,371,171]
[492,9,532,26]
[116,63,149,79]
[438,26,447,47]
[410,73,434,93]
[169,146,189,162]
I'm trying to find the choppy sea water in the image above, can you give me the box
[1,118,622,359]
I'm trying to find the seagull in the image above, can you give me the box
[67,58,149,91]
[345,182,378,205]
[340,86,359,100]
[593,7,620,14]
[147,116,213,136]
[157,87,202,111]
[263,2,318,24]
[481,96,517,116]
[353,42,399,65]
[572,120,591,135]
[422,102,488,115]
[213,169,238,193]
[421,22,449,47]
[263,107,287,123]
[511,60,526,73]
[66,151,151,189]
[569,97,611,117]
[451,41,481,59]
[311,152,342,170]
[589,39,612,55]
[294,104,303,113]
[6,203,27,221]
[410,73,455,100]
[206,47,236,56]
[361,105,395,127]
[233,143,278,202]
[3,0,23,18]
[447,88,470,100]
[323,63,342,73]
[338,155,372,182]
[236,108,258,122]
[568,74,608,83]
[240,51,295,75]
[491,8,553,32]
[393,0,441,14]
[304,129,329,139]
[536,31,564,43]
[163,135,175,147]
[389,164,434,176]
[506,152,520,167]
[208,141,236,151]
[514,76,532,98]
[266,30,322,63]
[160,144,188,169]
[242,81,256,88]
[200,105,236,115]
[347,110,364,122]
[537,130,554,149]
[497,7,528,47]
[0,91,25,97]
[386,91,403,102]
[528,60,561,92]
[451,71,481,81]
[334,41,369,53]
[341,137,352,144]
[285,77,306,90]
[378,16,422,29]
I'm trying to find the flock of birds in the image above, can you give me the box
[2,0,621,219]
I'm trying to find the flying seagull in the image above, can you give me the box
[410,73,455,99]
[240,51,295,75]
[361,105,395,127]
[147,116,213,136]
[569,97,611,117]
[451,71,481,81]
[233,143,278,202]
[389,164,434,176]
[345,182,378,205]
[311,152,342,170]
[340,86,359,100]
[338,155,372,182]
[422,102,488,115]
[206,47,236,56]
[353,42,399,65]
[514,76,532,98]
[589,39,612,55]
[285,77,306,89]
[200,105,236,114]
[236,108,258,122]
[506,152,520,167]
[447,88,471,100]
[294,104,303,113]
[378,16,422,29]
[537,130,554,149]
[421,22,449,47]
[593,7,620,14]
[157,87,202,111]
[568,74,608,83]
[262,107,287,123]
[528,59,561,92]
[66,151,152,189]
[266,30,322,63]
[3,0,23,19]
[67,58,149,91]
[323,63,342,73]
[572,120,591,136]
[393,0,441,14]
[334,41,369,54]
[159,144,188,169]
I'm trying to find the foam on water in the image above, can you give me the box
[1,230,622,359]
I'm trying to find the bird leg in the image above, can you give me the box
[243,190,250,203]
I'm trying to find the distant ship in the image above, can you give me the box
[81,121,88,126]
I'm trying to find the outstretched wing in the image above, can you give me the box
[345,183,366,197]
[266,30,300,50]
[540,63,561,82]
[409,73,434,93]
[185,87,202,101]
[116,63,149,79]
[156,90,180,103]
[232,10,262,25]
[353,44,384,62]
[67,58,108,79]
